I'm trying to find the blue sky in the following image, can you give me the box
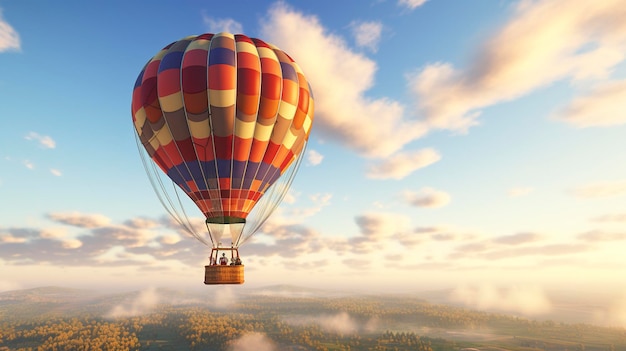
[1,0,626,319]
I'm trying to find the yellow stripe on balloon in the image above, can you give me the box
[253,123,273,142]
[148,134,160,151]
[159,92,184,113]
[257,46,276,59]
[154,125,174,146]
[236,40,258,55]
[209,89,236,107]
[277,101,296,120]
[133,108,147,136]
[186,36,210,51]
[302,115,312,134]
[281,129,298,149]
[234,118,256,139]
[188,119,211,139]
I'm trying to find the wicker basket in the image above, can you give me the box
[204,265,244,285]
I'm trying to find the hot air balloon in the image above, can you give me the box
[131,32,314,284]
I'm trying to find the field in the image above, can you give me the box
[0,286,625,350]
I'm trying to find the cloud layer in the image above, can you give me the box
[402,187,450,208]
[410,0,626,131]
[571,180,626,199]
[261,3,427,158]
[25,132,56,149]
[367,149,440,179]
[553,79,626,127]
[0,9,20,52]
[450,285,553,315]
[202,15,243,34]
[350,20,383,52]
[229,332,276,351]
[1,203,624,288]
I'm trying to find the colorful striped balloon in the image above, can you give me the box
[132,32,314,227]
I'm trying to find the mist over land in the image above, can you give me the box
[1,285,625,350]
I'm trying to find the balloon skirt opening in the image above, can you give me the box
[204,265,244,285]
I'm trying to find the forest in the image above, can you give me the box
[0,286,625,351]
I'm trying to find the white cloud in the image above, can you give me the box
[402,187,450,208]
[0,234,27,243]
[0,10,20,52]
[268,192,332,225]
[25,132,56,149]
[578,230,626,242]
[355,212,411,241]
[125,217,161,229]
[508,186,533,197]
[281,188,299,204]
[261,3,427,158]
[594,293,626,328]
[409,0,626,132]
[202,15,243,34]
[571,180,626,199]
[310,192,332,206]
[591,213,626,222]
[50,168,62,176]
[61,239,83,249]
[397,0,428,10]
[314,312,359,334]
[552,79,626,127]
[22,160,34,169]
[493,232,543,245]
[350,20,383,52]
[40,227,68,240]
[47,211,111,228]
[481,243,591,260]
[305,149,324,166]
[106,287,160,318]
[211,286,237,309]
[229,332,276,351]
[263,193,332,228]
[450,285,552,315]
[366,148,440,179]
[160,233,182,245]
[284,312,359,334]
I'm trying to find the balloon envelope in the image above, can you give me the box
[132,32,314,247]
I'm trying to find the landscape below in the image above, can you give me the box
[0,286,625,351]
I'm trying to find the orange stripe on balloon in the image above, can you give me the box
[182,91,208,114]
[208,65,236,90]
[237,52,260,70]
[233,136,253,161]
[237,94,259,115]
[248,140,269,163]
[281,79,299,105]
[257,97,279,119]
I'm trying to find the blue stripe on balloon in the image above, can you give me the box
[209,47,235,66]
[202,160,218,180]
[187,161,208,190]
[158,51,184,72]
[231,160,246,181]
[134,68,145,89]
[256,162,272,179]
[216,159,231,178]
[280,62,297,81]
[166,167,191,192]
[167,160,281,194]
[243,162,260,188]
